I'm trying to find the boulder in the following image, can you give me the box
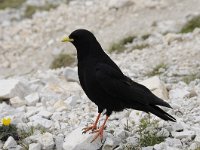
[0,79,30,100]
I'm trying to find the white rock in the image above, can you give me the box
[194,135,200,143]
[169,88,190,99]
[165,138,182,148]
[3,136,17,149]
[102,136,120,150]
[64,67,79,82]
[189,143,198,150]
[142,146,154,150]
[29,143,41,150]
[39,132,54,150]
[0,79,30,100]
[10,96,26,107]
[172,123,184,132]
[126,136,138,146]
[108,0,134,9]
[53,100,68,112]
[63,127,105,150]
[25,93,40,106]
[139,76,168,100]
[37,110,53,119]
[114,129,126,139]
[153,142,167,150]
[55,134,64,150]
[172,130,195,140]
[28,115,53,129]
[157,128,170,137]
[64,95,79,107]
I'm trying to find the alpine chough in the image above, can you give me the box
[62,29,176,142]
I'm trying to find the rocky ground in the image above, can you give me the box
[0,0,200,150]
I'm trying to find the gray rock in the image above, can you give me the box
[142,146,154,150]
[3,136,17,149]
[153,142,167,150]
[64,67,79,82]
[169,88,190,99]
[172,123,184,132]
[28,115,53,129]
[63,127,105,150]
[189,143,198,150]
[29,143,42,150]
[157,128,170,137]
[55,134,64,150]
[165,138,182,148]
[194,135,200,143]
[108,0,134,9]
[139,76,168,100]
[39,132,54,150]
[64,95,79,107]
[0,79,30,100]
[114,129,126,139]
[172,130,195,140]
[10,96,26,107]
[37,110,53,119]
[25,93,40,106]
[102,136,119,150]
[126,136,138,146]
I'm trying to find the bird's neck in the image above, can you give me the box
[76,42,105,62]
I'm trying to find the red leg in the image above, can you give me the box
[82,113,101,133]
[91,115,109,143]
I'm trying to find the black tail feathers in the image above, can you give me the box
[149,105,176,122]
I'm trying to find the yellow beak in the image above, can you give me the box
[61,36,74,42]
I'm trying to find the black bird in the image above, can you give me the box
[62,29,176,142]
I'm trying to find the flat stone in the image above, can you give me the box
[53,100,68,112]
[114,129,126,139]
[64,95,79,107]
[165,138,182,148]
[102,136,120,150]
[64,67,79,82]
[28,115,53,129]
[3,136,17,149]
[172,123,184,132]
[139,76,168,100]
[25,93,40,106]
[10,96,26,107]
[142,146,154,150]
[29,143,41,150]
[169,88,190,99]
[63,127,105,150]
[55,134,64,150]
[39,132,54,150]
[153,142,167,150]
[172,130,195,140]
[0,79,30,100]
[37,110,53,119]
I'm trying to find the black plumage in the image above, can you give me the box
[62,29,176,142]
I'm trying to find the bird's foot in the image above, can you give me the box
[82,124,97,134]
[90,125,104,143]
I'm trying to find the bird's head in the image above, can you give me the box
[62,29,98,50]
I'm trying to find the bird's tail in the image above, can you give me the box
[148,105,176,122]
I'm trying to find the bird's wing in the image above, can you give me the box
[95,63,152,105]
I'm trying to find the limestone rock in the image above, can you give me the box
[3,136,17,149]
[29,143,42,150]
[64,67,79,82]
[10,96,26,107]
[0,79,30,100]
[25,93,40,106]
[63,127,106,150]
[139,76,168,100]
